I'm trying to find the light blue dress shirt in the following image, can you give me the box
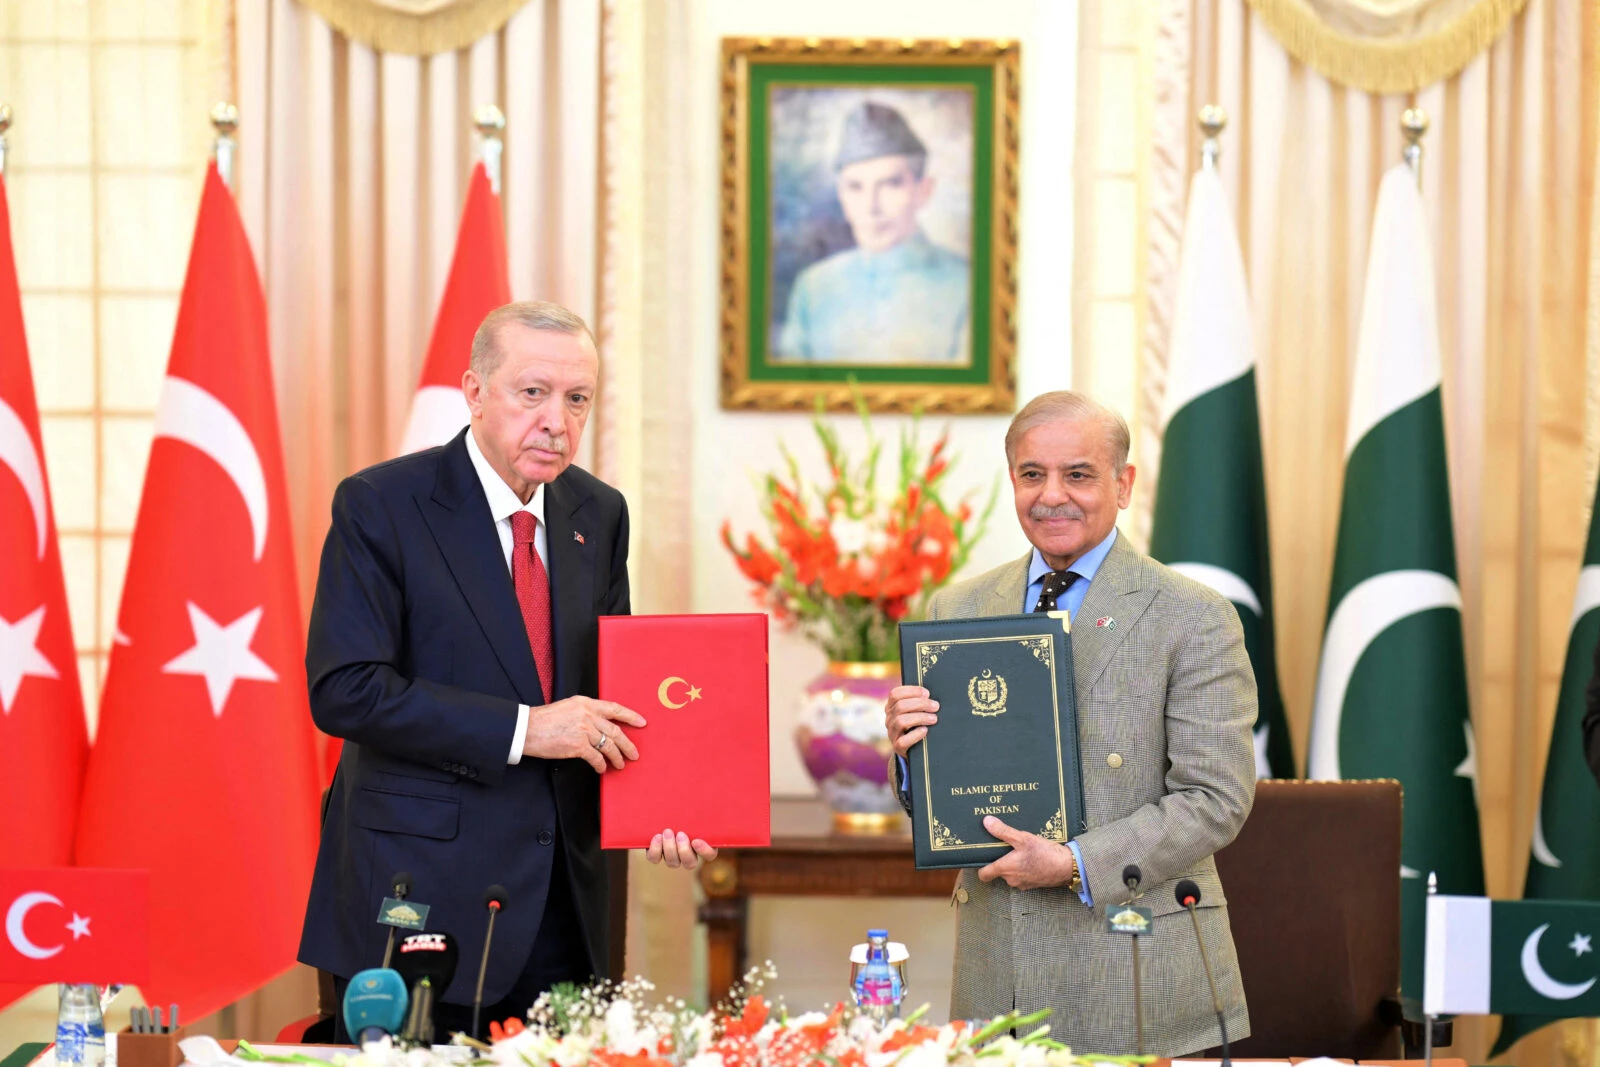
[899,529,1120,907]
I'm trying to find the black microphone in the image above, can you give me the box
[391,931,459,1046]
[471,885,510,1041]
[381,872,414,968]
[1123,865,1144,1055]
[1174,879,1229,1067]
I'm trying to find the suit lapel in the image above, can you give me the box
[1071,532,1158,691]
[418,432,545,704]
[542,471,596,701]
[983,552,1033,616]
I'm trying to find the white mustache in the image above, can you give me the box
[525,436,568,455]
[1030,503,1084,521]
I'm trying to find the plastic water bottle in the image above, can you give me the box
[853,929,902,1023]
[55,984,105,1067]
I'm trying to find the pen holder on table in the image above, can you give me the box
[117,1026,187,1067]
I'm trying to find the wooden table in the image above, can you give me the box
[696,797,954,1000]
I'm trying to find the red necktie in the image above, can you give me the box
[510,511,555,704]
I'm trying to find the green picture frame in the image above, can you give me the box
[719,38,1020,413]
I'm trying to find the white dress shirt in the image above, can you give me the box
[464,428,548,765]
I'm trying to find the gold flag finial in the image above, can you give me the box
[1198,105,1227,170]
[1401,108,1428,187]
[474,104,506,195]
[211,102,240,192]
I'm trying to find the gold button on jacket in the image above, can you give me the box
[1106,752,1124,769]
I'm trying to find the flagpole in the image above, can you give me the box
[1424,871,1437,1067]
[211,101,240,193]
[475,104,506,195]
[1198,104,1225,171]
[1402,107,1429,189]
[0,104,12,177]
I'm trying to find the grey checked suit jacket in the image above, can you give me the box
[899,532,1256,1055]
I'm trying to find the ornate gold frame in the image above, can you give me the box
[718,37,1021,414]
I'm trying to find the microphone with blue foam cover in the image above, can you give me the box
[342,968,409,1045]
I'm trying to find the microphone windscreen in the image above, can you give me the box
[1122,864,1142,888]
[342,968,409,1040]
[1174,878,1202,907]
[485,884,510,910]
[392,931,460,992]
[391,871,414,898]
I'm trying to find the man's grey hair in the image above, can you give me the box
[470,300,595,378]
[1003,391,1131,472]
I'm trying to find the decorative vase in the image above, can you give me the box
[795,661,906,833]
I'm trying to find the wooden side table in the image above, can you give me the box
[696,797,954,1001]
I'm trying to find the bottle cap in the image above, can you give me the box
[867,928,888,939]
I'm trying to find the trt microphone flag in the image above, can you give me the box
[1148,161,1293,779]
[74,163,321,1018]
[1492,470,1600,1053]
[0,159,90,1012]
[0,870,149,986]
[1426,896,1600,1020]
[1307,163,1484,1001]
[396,161,509,455]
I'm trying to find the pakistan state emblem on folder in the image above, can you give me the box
[968,669,1008,717]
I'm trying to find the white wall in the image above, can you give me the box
[681,0,1080,1017]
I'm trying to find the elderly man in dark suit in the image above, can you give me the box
[298,301,710,1038]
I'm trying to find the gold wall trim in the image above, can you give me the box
[1242,0,1528,95]
[294,0,530,55]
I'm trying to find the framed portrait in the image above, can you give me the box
[719,37,1020,413]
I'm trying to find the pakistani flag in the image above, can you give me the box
[1307,163,1484,1002]
[1427,896,1600,1020]
[1149,162,1294,779]
[1492,475,1600,1053]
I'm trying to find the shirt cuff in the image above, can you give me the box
[895,755,911,798]
[508,703,531,765]
[1066,840,1093,907]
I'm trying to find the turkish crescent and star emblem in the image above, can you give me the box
[0,870,149,984]
[657,676,702,709]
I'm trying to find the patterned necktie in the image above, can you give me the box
[1033,570,1079,613]
[509,511,555,704]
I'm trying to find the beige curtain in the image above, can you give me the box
[1133,0,1598,1062]
[227,0,601,617]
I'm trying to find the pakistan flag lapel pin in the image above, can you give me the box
[1096,616,1115,631]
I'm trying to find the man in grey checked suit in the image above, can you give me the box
[885,391,1255,1055]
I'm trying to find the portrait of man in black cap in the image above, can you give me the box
[769,93,973,366]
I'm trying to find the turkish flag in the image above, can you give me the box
[74,164,320,1019]
[0,171,91,1010]
[0,870,149,986]
[396,161,510,456]
[322,161,511,783]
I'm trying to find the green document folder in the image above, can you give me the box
[898,613,1087,870]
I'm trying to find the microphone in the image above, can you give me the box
[1123,865,1144,1055]
[471,885,510,1041]
[341,968,409,1045]
[380,872,414,968]
[1174,879,1230,1067]
[391,931,460,1046]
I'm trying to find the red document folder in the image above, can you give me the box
[598,613,771,848]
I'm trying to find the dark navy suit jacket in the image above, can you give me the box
[297,429,629,1005]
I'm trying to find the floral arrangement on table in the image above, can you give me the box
[327,966,1150,1067]
[721,402,994,664]
[720,400,997,828]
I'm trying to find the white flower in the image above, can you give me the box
[685,1054,726,1067]
[784,1011,830,1029]
[831,517,873,555]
